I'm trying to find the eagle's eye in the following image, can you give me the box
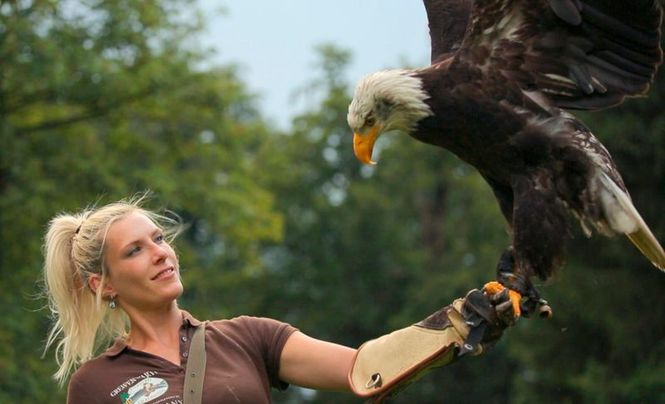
[365,116,376,127]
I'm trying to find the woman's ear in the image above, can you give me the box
[88,274,116,298]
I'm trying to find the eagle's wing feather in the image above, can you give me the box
[450,0,663,110]
[424,0,474,63]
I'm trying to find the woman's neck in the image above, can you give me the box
[125,302,182,353]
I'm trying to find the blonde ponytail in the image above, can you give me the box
[42,194,181,385]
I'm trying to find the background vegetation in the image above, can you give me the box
[1,1,664,402]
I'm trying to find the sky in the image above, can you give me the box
[198,0,431,129]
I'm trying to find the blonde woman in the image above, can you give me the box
[43,195,515,403]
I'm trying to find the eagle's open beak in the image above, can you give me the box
[353,124,382,165]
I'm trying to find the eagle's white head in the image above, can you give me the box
[347,69,432,164]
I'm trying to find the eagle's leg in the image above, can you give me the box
[484,248,552,318]
[488,172,564,318]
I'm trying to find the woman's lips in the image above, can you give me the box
[152,267,175,280]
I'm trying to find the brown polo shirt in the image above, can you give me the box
[67,310,298,404]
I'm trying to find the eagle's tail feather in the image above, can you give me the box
[598,172,665,271]
[627,230,665,271]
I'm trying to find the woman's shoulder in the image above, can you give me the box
[205,315,298,353]
[182,309,293,332]
[70,351,112,381]
[67,354,114,402]
[68,339,128,391]
[209,315,296,336]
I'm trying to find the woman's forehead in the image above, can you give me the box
[107,212,159,245]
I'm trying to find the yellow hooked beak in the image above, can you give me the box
[353,124,382,165]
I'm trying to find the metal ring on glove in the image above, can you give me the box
[366,373,383,389]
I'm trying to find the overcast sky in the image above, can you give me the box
[198,0,432,129]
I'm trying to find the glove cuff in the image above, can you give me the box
[348,300,468,401]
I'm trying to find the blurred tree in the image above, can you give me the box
[2,0,664,402]
[1,0,282,401]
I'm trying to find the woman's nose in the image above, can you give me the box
[151,242,169,263]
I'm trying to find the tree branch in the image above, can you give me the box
[14,85,158,133]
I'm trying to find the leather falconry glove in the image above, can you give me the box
[348,287,514,403]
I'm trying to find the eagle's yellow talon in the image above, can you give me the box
[483,281,522,317]
[483,281,505,295]
[507,289,522,317]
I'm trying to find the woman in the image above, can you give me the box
[43,195,514,403]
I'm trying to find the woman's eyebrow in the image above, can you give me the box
[119,227,161,251]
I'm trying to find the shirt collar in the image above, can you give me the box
[181,309,202,327]
[102,309,201,358]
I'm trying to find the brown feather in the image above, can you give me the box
[449,0,664,110]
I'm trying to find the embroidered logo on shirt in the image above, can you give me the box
[118,377,169,404]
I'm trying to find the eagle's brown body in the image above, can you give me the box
[413,61,612,281]
[348,0,665,311]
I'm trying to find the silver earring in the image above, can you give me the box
[108,296,117,309]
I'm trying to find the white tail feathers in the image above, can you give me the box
[598,172,665,271]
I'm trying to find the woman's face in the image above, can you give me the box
[102,211,183,311]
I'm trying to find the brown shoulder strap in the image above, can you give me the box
[184,321,207,404]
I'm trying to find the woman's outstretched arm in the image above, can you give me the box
[279,331,356,391]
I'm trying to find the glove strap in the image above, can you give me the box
[458,322,487,357]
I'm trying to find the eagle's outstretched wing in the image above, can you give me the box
[446,0,663,110]
[424,0,474,63]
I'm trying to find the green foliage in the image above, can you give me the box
[1,1,281,401]
[2,1,664,403]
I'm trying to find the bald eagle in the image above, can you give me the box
[348,0,665,316]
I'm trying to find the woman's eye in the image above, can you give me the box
[127,246,141,257]
[154,234,164,243]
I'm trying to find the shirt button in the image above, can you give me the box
[182,351,189,358]
[181,336,188,342]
